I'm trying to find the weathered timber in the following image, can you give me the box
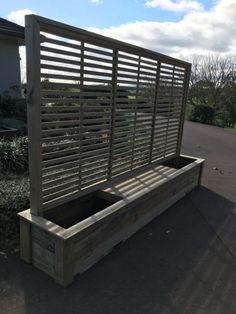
[19,15,204,287]
[24,14,191,212]
[19,155,204,287]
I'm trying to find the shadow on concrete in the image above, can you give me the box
[1,186,236,314]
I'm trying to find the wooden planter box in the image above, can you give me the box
[18,155,204,287]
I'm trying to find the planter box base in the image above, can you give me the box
[18,155,204,287]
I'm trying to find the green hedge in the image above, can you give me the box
[188,104,215,124]
[0,175,29,252]
[187,102,235,128]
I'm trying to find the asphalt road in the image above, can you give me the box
[0,121,236,314]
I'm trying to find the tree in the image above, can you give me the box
[188,55,236,127]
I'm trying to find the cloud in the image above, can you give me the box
[7,8,36,26]
[89,0,102,4]
[8,1,236,82]
[87,0,236,61]
[145,0,203,12]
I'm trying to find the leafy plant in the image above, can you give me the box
[189,104,215,124]
[0,136,28,173]
[0,175,29,252]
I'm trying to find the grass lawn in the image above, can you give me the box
[226,126,236,133]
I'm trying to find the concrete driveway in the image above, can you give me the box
[0,121,236,314]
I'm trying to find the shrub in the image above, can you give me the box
[215,110,235,128]
[0,94,16,118]
[0,94,27,122]
[0,175,29,252]
[189,104,215,124]
[0,136,28,173]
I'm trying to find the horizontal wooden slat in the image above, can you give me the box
[42,120,80,128]
[118,53,139,63]
[40,54,81,66]
[138,63,157,72]
[41,45,81,58]
[42,113,80,119]
[41,73,80,81]
[42,147,80,160]
[43,178,79,196]
[116,79,138,85]
[42,162,79,178]
[42,134,80,143]
[140,57,157,65]
[40,63,80,74]
[41,127,80,136]
[42,153,80,167]
[42,140,80,150]
[84,54,113,64]
[83,69,112,77]
[84,46,113,57]
[117,59,139,69]
[43,36,81,49]
[43,172,79,188]
[81,174,107,187]
[83,77,112,84]
[82,154,109,164]
[43,185,79,203]
[84,61,112,71]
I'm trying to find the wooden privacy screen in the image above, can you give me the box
[25,15,191,215]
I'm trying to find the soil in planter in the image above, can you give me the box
[44,191,122,229]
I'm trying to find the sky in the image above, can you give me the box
[2,0,214,29]
[2,0,236,80]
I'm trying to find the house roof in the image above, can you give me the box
[0,17,25,43]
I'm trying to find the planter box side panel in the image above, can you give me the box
[73,163,201,276]
[31,226,56,278]
[19,158,204,287]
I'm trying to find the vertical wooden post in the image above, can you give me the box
[130,55,140,170]
[176,64,191,157]
[20,219,31,263]
[163,65,175,158]
[108,48,118,179]
[78,41,84,191]
[55,238,74,287]
[198,162,204,186]
[149,60,161,163]
[25,15,43,216]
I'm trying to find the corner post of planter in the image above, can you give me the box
[19,218,32,263]
[198,160,205,186]
[54,237,75,287]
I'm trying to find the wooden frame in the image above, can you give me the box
[19,15,205,287]
[25,15,191,215]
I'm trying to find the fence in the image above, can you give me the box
[25,15,191,215]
